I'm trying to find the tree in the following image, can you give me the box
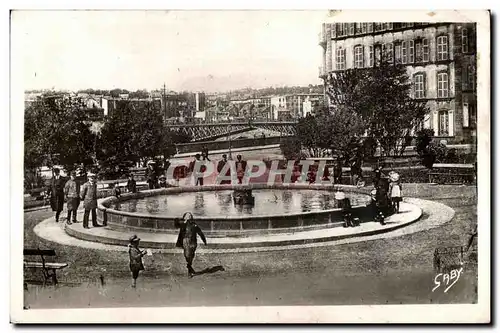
[325,59,429,157]
[96,100,189,168]
[24,94,96,173]
[279,136,302,160]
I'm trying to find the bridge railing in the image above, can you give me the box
[175,136,289,154]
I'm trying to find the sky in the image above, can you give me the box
[13,10,329,93]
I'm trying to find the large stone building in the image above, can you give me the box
[319,22,477,144]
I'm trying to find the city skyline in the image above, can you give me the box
[14,10,328,93]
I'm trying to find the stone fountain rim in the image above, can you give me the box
[97,183,372,221]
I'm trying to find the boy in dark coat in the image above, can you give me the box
[128,235,147,288]
[175,213,207,278]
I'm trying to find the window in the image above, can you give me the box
[468,64,475,89]
[367,23,373,33]
[401,23,408,28]
[414,73,425,99]
[349,23,355,35]
[422,38,430,62]
[401,41,408,64]
[336,48,346,70]
[343,23,349,36]
[407,23,414,27]
[463,64,475,90]
[383,43,394,63]
[408,40,415,63]
[361,23,368,33]
[368,45,374,67]
[355,23,362,34]
[437,72,449,98]
[354,45,364,68]
[462,28,469,53]
[395,43,402,63]
[437,35,448,61]
[375,45,381,66]
[438,111,449,136]
[386,22,393,30]
[375,23,384,31]
[415,40,423,62]
[337,23,345,36]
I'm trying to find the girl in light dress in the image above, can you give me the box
[389,172,402,214]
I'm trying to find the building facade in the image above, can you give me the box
[319,22,477,144]
[270,93,324,120]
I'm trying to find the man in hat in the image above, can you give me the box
[126,174,137,193]
[217,154,231,185]
[175,212,207,278]
[235,154,247,184]
[80,173,101,229]
[64,171,80,224]
[47,167,66,223]
[146,161,158,189]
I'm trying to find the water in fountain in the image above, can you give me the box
[111,189,371,217]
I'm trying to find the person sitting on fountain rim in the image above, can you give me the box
[335,191,358,228]
[158,175,167,188]
[175,212,207,278]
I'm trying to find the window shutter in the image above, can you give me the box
[423,72,427,98]
[448,111,454,136]
[344,48,347,69]
[362,45,365,68]
[469,26,476,52]
[432,111,439,136]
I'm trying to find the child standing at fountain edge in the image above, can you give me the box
[175,212,207,278]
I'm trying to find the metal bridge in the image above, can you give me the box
[167,121,297,142]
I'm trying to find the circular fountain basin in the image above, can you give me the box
[95,184,374,237]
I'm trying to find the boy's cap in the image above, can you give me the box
[129,235,140,242]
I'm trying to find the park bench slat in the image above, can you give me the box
[23,249,56,256]
[24,262,68,269]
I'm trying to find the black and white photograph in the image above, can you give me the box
[10,9,490,323]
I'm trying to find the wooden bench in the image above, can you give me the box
[24,249,68,285]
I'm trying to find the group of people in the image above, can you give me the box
[370,166,403,224]
[128,212,207,287]
[46,168,102,229]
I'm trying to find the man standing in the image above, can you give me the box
[235,155,247,184]
[126,174,137,193]
[47,168,66,223]
[80,173,101,229]
[64,171,80,224]
[217,154,231,185]
[189,154,205,186]
[175,212,207,278]
[146,162,158,189]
